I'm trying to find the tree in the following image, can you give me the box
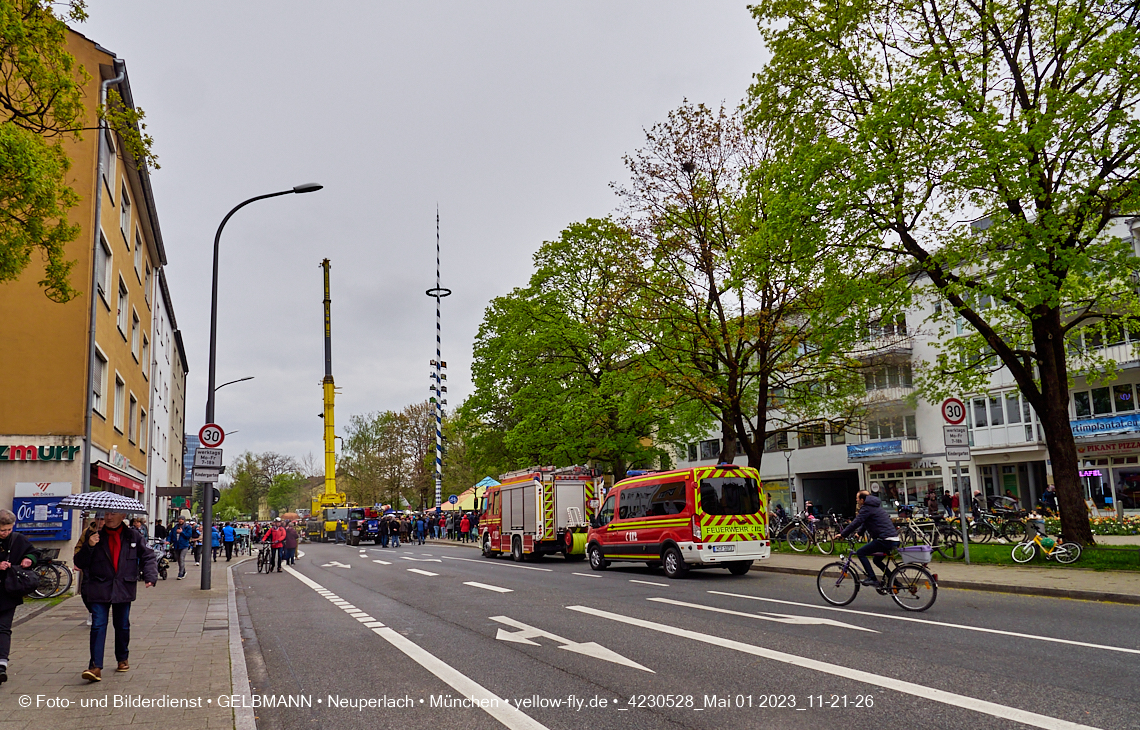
[614,102,870,469]
[749,0,1140,543]
[267,472,307,514]
[403,400,438,509]
[226,451,298,518]
[468,219,679,478]
[340,410,413,508]
[1,1,156,302]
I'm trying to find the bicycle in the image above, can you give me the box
[782,514,836,555]
[817,539,938,612]
[1011,520,1080,564]
[256,541,273,573]
[897,508,963,560]
[31,561,63,598]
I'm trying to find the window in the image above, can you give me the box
[100,129,116,194]
[134,230,143,280]
[1115,384,1135,412]
[139,409,147,450]
[687,443,698,462]
[764,431,789,452]
[699,439,720,460]
[698,476,762,516]
[1072,384,1138,418]
[93,350,108,415]
[141,336,150,376]
[1005,392,1022,423]
[128,393,138,443]
[972,397,988,427]
[1092,387,1112,416]
[830,421,846,445]
[597,495,615,526]
[117,279,129,336]
[130,310,140,360]
[647,482,687,516]
[95,235,112,302]
[798,423,826,448]
[120,183,131,240]
[1074,391,1092,419]
[989,396,1004,426]
[866,415,916,440]
[144,265,152,305]
[864,364,913,391]
[114,375,125,432]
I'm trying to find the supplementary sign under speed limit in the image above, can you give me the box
[192,468,220,483]
[941,398,966,424]
[199,423,224,448]
[943,426,969,447]
[193,447,223,468]
[945,445,971,461]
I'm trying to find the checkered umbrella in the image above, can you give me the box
[56,491,146,514]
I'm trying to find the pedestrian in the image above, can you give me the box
[389,516,401,549]
[153,519,167,541]
[0,508,39,684]
[1042,485,1059,516]
[261,519,286,572]
[924,489,940,516]
[398,517,409,547]
[460,513,470,543]
[76,512,106,624]
[438,514,446,540]
[131,517,149,544]
[334,519,346,545]
[167,515,196,580]
[1004,489,1020,507]
[941,489,954,518]
[222,522,236,561]
[283,520,299,565]
[951,490,961,518]
[190,521,202,565]
[75,510,158,682]
[379,517,390,548]
[211,524,222,562]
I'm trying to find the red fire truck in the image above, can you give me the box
[479,466,605,561]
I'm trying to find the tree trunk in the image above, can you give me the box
[719,415,738,464]
[1033,316,1094,545]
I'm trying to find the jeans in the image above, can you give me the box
[89,602,131,669]
[174,548,188,577]
[224,541,234,561]
[391,534,400,548]
[270,547,283,571]
[0,605,15,661]
[281,547,295,565]
[855,538,898,581]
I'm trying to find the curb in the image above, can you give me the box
[227,557,257,730]
[749,564,1140,605]
[13,593,76,627]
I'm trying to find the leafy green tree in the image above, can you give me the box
[267,471,307,514]
[468,218,678,479]
[749,0,1140,543]
[340,410,412,508]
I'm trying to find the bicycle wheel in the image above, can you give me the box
[256,550,267,573]
[787,527,811,552]
[969,521,993,543]
[817,562,860,606]
[815,529,835,555]
[1054,542,1081,564]
[32,563,60,599]
[51,562,74,597]
[935,529,964,560]
[1011,541,1036,563]
[1002,520,1029,543]
[889,564,937,612]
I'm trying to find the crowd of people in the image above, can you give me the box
[330,510,481,547]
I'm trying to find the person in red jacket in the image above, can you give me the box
[459,513,471,543]
[261,519,287,573]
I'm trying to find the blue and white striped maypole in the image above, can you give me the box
[426,208,451,510]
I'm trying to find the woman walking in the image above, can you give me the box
[0,509,39,684]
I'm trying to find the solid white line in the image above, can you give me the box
[708,591,1140,656]
[629,579,669,587]
[373,559,392,565]
[464,581,513,593]
[568,605,1102,730]
[407,568,439,576]
[443,555,553,572]
[285,566,549,730]
[572,573,600,578]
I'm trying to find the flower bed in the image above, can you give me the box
[1042,516,1140,536]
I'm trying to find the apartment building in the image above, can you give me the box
[678,218,1140,517]
[146,270,189,522]
[0,30,175,555]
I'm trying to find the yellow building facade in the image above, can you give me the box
[0,30,174,558]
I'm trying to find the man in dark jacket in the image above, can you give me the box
[75,511,158,682]
[0,509,37,684]
[839,491,900,586]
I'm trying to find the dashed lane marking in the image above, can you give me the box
[573,573,600,578]
[464,581,513,593]
[407,568,439,577]
[442,555,553,572]
[373,559,392,565]
[285,566,549,730]
[629,579,669,587]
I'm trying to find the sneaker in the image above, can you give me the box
[85,616,92,626]
[0,667,8,684]
[82,667,102,682]
[860,577,881,587]
[194,562,200,566]
[177,575,184,580]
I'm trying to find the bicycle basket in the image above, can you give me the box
[38,547,61,560]
[898,545,933,564]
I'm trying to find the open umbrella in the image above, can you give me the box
[56,491,146,514]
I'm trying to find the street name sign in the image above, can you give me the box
[194,448,223,468]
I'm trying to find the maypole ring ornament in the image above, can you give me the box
[425,287,452,297]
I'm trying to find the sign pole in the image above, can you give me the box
[956,459,970,565]
[941,399,970,566]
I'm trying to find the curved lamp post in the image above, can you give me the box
[201,183,322,590]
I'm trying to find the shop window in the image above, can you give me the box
[699,439,719,460]
[1114,384,1135,412]
[1092,387,1112,416]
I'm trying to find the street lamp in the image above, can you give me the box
[781,445,796,513]
[214,376,254,392]
[201,183,322,590]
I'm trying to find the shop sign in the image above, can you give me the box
[0,445,81,462]
[94,465,144,493]
[13,482,72,541]
[1071,413,1140,439]
[109,447,130,471]
[848,440,905,460]
[14,482,71,498]
[1079,470,1103,477]
[1076,439,1140,455]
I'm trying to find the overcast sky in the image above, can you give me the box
[79,1,767,466]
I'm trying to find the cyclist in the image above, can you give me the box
[839,490,900,587]
[261,519,286,573]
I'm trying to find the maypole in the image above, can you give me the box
[425,208,451,509]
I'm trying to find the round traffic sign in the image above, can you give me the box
[199,423,225,448]
[941,398,966,425]
[448,494,458,504]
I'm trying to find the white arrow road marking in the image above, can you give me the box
[284,567,550,730]
[489,616,653,673]
[443,555,552,572]
[372,559,392,565]
[708,590,1140,656]
[464,581,513,593]
[320,561,351,569]
[568,605,1102,730]
[646,597,877,633]
[296,550,305,558]
[407,568,439,576]
[401,556,443,562]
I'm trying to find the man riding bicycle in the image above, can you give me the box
[839,490,900,587]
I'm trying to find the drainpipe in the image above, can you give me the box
[81,58,127,495]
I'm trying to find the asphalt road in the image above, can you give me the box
[234,540,1140,730]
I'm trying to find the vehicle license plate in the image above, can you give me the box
[711,545,735,553]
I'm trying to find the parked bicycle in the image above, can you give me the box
[896,507,963,560]
[31,559,73,599]
[1012,520,1080,564]
[782,514,835,555]
[817,539,938,612]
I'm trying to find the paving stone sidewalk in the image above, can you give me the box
[1,557,250,729]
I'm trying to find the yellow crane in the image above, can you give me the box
[308,258,348,541]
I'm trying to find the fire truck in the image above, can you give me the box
[479,465,605,561]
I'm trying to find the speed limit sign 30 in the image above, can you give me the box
[941,398,966,425]
[199,423,225,448]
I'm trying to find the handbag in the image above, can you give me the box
[4,565,41,596]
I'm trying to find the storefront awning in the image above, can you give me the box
[93,463,144,493]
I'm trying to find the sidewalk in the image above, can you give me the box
[2,556,252,729]
[754,549,1140,604]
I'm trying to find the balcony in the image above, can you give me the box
[851,335,915,362]
[847,438,922,462]
[862,386,916,405]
